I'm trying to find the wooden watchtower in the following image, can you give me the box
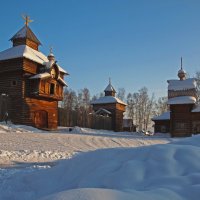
[0,16,68,130]
[91,79,126,131]
[167,60,197,137]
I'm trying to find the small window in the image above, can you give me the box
[50,83,55,95]
[11,80,17,86]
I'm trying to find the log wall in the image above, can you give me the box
[92,102,126,132]
[153,120,170,133]
[170,104,193,137]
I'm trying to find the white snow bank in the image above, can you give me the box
[0,135,200,200]
[0,150,73,165]
[39,188,179,200]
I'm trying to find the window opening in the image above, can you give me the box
[50,83,55,95]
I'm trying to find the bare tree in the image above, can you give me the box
[195,71,200,102]
[117,88,126,101]
[82,88,90,110]
[145,93,155,130]
[126,87,156,131]
[126,93,135,122]
[154,97,168,116]
[62,89,78,110]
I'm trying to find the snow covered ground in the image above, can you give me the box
[1,122,199,200]
[0,122,171,166]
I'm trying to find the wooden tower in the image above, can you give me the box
[91,79,126,131]
[0,16,68,130]
[167,58,197,137]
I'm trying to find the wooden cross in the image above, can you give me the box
[22,15,33,27]
[50,46,53,54]
[181,57,183,70]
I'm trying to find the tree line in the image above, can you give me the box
[61,87,168,131]
[61,71,200,131]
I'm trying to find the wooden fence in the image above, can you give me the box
[58,108,112,130]
[0,94,9,121]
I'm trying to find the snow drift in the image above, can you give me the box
[0,135,200,200]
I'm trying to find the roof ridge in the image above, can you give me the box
[10,25,41,45]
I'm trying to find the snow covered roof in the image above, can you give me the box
[0,45,68,74]
[57,64,68,74]
[192,104,200,112]
[152,111,170,121]
[104,81,116,93]
[104,84,116,92]
[91,96,127,105]
[29,72,51,79]
[0,45,47,64]
[29,73,67,86]
[95,108,112,115]
[10,25,41,45]
[167,96,196,105]
[167,78,197,91]
[58,77,67,86]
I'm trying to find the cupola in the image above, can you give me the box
[10,15,41,51]
[178,57,187,80]
[104,78,116,97]
[47,47,55,62]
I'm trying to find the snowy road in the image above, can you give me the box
[0,124,172,165]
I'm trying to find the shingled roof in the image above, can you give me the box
[10,25,41,45]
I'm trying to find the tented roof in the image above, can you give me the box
[104,83,116,93]
[10,25,41,45]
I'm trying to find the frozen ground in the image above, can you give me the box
[0,122,172,166]
[2,122,198,200]
[0,123,199,200]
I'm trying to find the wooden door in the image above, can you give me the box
[34,110,48,128]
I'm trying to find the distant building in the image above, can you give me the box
[123,119,136,132]
[152,112,170,133]
[91,79,127,131]
[152,58,200,137]
[0,16,68,129]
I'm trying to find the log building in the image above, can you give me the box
[152,59,200,137]
[91,80,127,132]
[0,18,68,130]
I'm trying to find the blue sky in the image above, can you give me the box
[1,0,200,98]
